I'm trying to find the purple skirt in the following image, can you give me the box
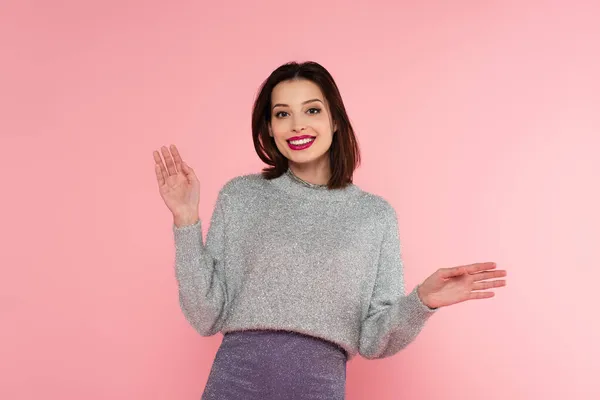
[202,329,347,399]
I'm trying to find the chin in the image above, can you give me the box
[287,151,329,166]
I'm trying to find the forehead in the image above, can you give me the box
[271,79,325,104]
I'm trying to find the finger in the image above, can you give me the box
[154,163,165,186]
[464,262,497,274]
[161,146,177,176]
[472,280,506,291]
[438,266,467,279]
[471,270,507,282]
[153,150,168,181]
[469,291,495,300]
[181,161,198,183]
[169,144,184,173]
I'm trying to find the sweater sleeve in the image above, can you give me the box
[172,189,229,337]
[359,203,438,359]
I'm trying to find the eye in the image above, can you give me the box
[274,111,288,118]
[307,107,321,114]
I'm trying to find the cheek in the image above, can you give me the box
[314,117,333,133]
[270,120,289,137]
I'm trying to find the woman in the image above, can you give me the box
[153,61,507,399]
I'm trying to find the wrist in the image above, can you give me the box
[417,284,437,310]
[173,213,199,227]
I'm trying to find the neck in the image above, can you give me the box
[270,167,360,201]
[288,161,331,186]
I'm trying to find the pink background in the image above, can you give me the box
[2,1,599,399]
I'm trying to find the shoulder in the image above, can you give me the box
[355,189,398,218]
[219,172,266,195]
[215,172,269,210]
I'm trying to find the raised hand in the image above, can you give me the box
[417,262,507,309]
[153,144,200,227]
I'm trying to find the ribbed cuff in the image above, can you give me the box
[409,285,439,315]
[173,218,202,232]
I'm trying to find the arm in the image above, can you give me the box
[359,204,437,359]
[172,189,229,336]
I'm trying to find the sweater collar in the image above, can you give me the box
[269,168,361,201]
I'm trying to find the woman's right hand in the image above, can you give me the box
[153,144,200,227]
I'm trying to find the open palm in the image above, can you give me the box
[153,144,200,218]
[418,262,507,309]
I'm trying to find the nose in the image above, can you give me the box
[291,115,307,133]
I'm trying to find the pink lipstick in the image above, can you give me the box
[287,135,316,151]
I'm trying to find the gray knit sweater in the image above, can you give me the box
[172,170,437,360]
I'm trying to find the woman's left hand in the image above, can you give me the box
[417,262,507,309]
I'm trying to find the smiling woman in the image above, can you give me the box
[252,62,361,189]
[152,60,507,399]
[267,80,336,177]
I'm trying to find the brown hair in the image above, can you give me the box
[251,61,361,189]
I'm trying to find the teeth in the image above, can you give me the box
[289,138,314,145]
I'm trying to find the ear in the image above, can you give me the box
[268,123,273,137]
[333,120,338,133]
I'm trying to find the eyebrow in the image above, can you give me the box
[272,98,323,110]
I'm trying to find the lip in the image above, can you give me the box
[287,135,315,142]
[287,135,316,151]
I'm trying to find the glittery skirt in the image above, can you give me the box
[201,329,348,399]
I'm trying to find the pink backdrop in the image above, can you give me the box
[2,1,599,399]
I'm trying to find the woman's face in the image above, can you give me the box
[268,79,337,168]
